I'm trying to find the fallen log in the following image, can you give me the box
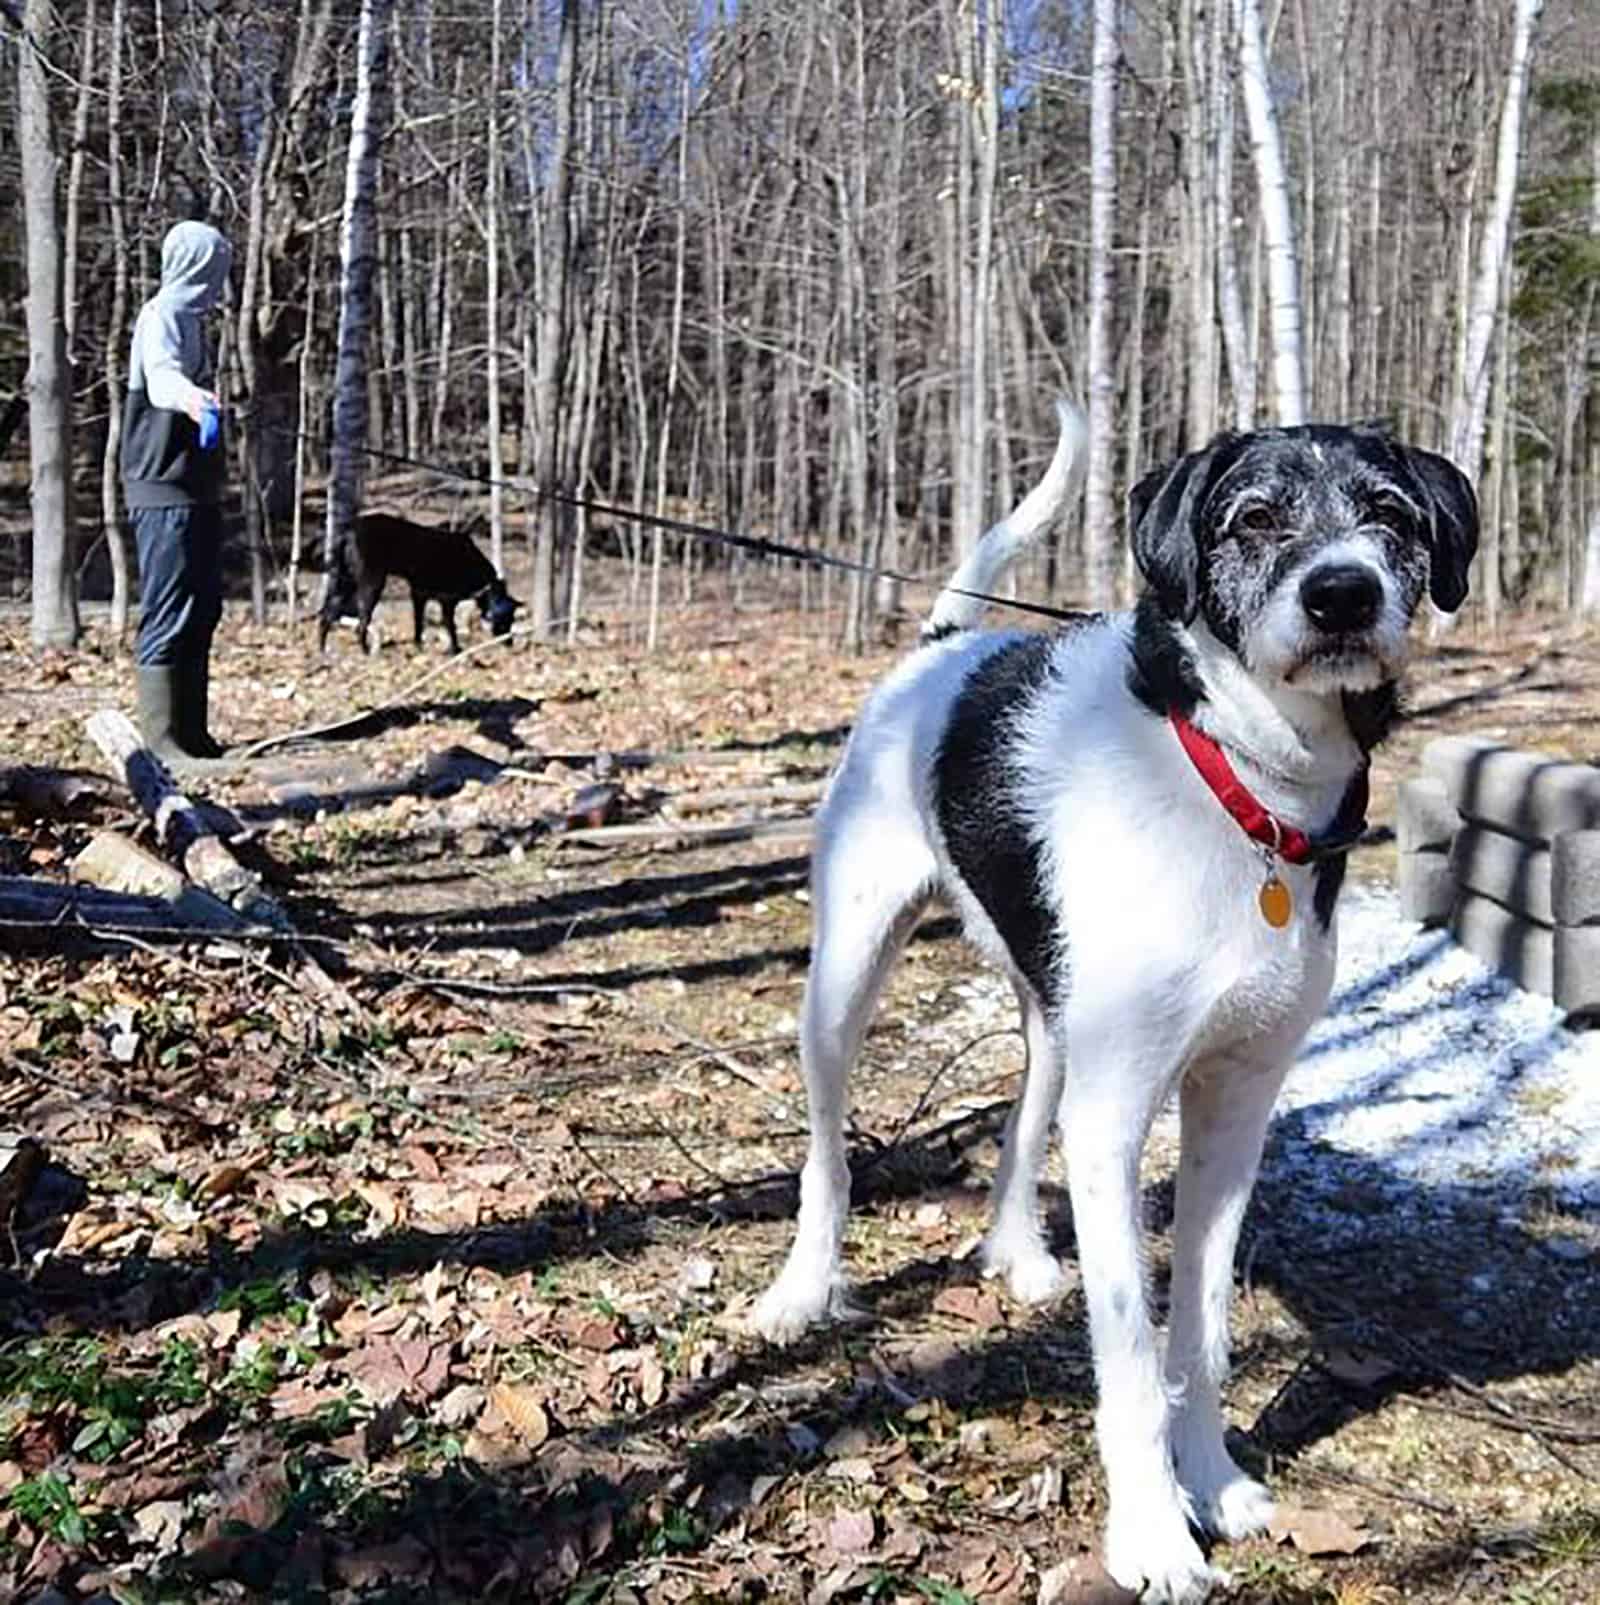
[0,765,112,820]
[85,710,285,928]
[83,710,362,1017]
[0,875,245,938]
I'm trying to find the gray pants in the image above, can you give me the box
[132,503,223,667]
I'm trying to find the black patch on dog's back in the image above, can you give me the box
[935,634,1062,1008]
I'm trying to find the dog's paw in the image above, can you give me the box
[1174,1440,1275,1541]
[1104,1506,1222,1605]
[747,1274,860,1345]
[1191,1469,1275,1543]
[980,1231,1067,1306]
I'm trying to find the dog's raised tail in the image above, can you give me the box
[922,399,1088,640]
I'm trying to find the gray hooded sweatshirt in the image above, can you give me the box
[121,222,233,510]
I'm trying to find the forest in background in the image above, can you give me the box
[3,0,1598,650]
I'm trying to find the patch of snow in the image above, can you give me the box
[1272,886,1600,1205]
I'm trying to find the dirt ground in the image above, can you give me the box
[2,561,1599,1605]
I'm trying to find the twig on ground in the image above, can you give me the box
[880,1028,1020,1153]
[554,816,812,848]
[1295,1456,1458,1516]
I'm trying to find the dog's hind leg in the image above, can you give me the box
[750,808,934,1344]
[1165,1051,1290,1544]
[982,981,1067,1304]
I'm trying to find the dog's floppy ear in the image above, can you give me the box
[1128,438,1237,623]
[1400,446,1479,613]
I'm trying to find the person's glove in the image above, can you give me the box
[198,403,220,451]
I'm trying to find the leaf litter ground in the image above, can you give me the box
[2,572,1599,1605]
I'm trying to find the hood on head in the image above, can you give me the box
[159,222,232,313]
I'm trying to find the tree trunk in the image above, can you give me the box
[19,0,79,650]
[485,0,505,576]
[1083,0,1119,606]
[530,0,579,636]
[648,64,690,651]
[99,0,132,641]
[1448,0,1543,486]
[322,0,394,579]
[1235,0,1307,425]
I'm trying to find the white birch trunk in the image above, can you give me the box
[99,0,132,641]
[1211,0,1253,428]
[1084,0,1118,606]
[485,0,505,576]
[323,0,393,574]
[1448,0,1543,487]
[534,0,579,637]
[1179,0,1218,443]
[1580,126,1600,614]
[1234,0,1306,425]
[20,0,79,649]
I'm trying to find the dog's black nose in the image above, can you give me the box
[1300,564,1383,633]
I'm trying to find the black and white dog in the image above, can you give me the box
[751,403,1477,1603]
[318,511,520,654]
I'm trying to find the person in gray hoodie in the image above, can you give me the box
[122,220,233,766]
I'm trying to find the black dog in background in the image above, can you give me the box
[319,512,520,654]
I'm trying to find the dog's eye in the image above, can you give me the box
[1368,494,1416,531]
[1231,504,1280,537]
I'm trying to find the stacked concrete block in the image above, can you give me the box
[1397,774,1462,923]
[1403,735,1600,1018]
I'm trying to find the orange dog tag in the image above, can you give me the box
[1259,875,1292,928]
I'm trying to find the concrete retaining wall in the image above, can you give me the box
[1397,736,1600,1019]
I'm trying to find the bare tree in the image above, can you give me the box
[1084,0,1119,604]
[484,0,505,574]
[1580,116,1600,614]
[99,0,132,639]
[532,0,579,637]
[18,0,79,649]
[1450,0,1544,486]
[1235,0,1307,424]
[322,0,394,577]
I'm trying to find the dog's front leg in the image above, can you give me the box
[1064,1022,1221,1605]
[1164,1052,1289,1543]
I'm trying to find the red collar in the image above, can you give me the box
[1168,709,1369,865]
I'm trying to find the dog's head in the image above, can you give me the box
[1129,424,1477,693]
[476,580,521,638]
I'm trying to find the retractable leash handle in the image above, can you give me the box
[197,402,221,451]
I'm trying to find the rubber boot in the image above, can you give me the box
[136,665,231,777]
[178,651,227,758]
[135,665,187,765]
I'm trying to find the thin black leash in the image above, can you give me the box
[261,420,1083,629]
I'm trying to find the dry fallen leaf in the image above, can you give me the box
[930,1284,1005,1329]
[353,1179,405,1230]
[637,1352,667,1407]
[490,1382,552,1446]
[131,1499,186,1549]
[825,1507,875,1555]
[1268,1503,1374,1557]
[1036,1554,1138,1604]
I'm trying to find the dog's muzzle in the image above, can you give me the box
[1300,562,1383,636]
